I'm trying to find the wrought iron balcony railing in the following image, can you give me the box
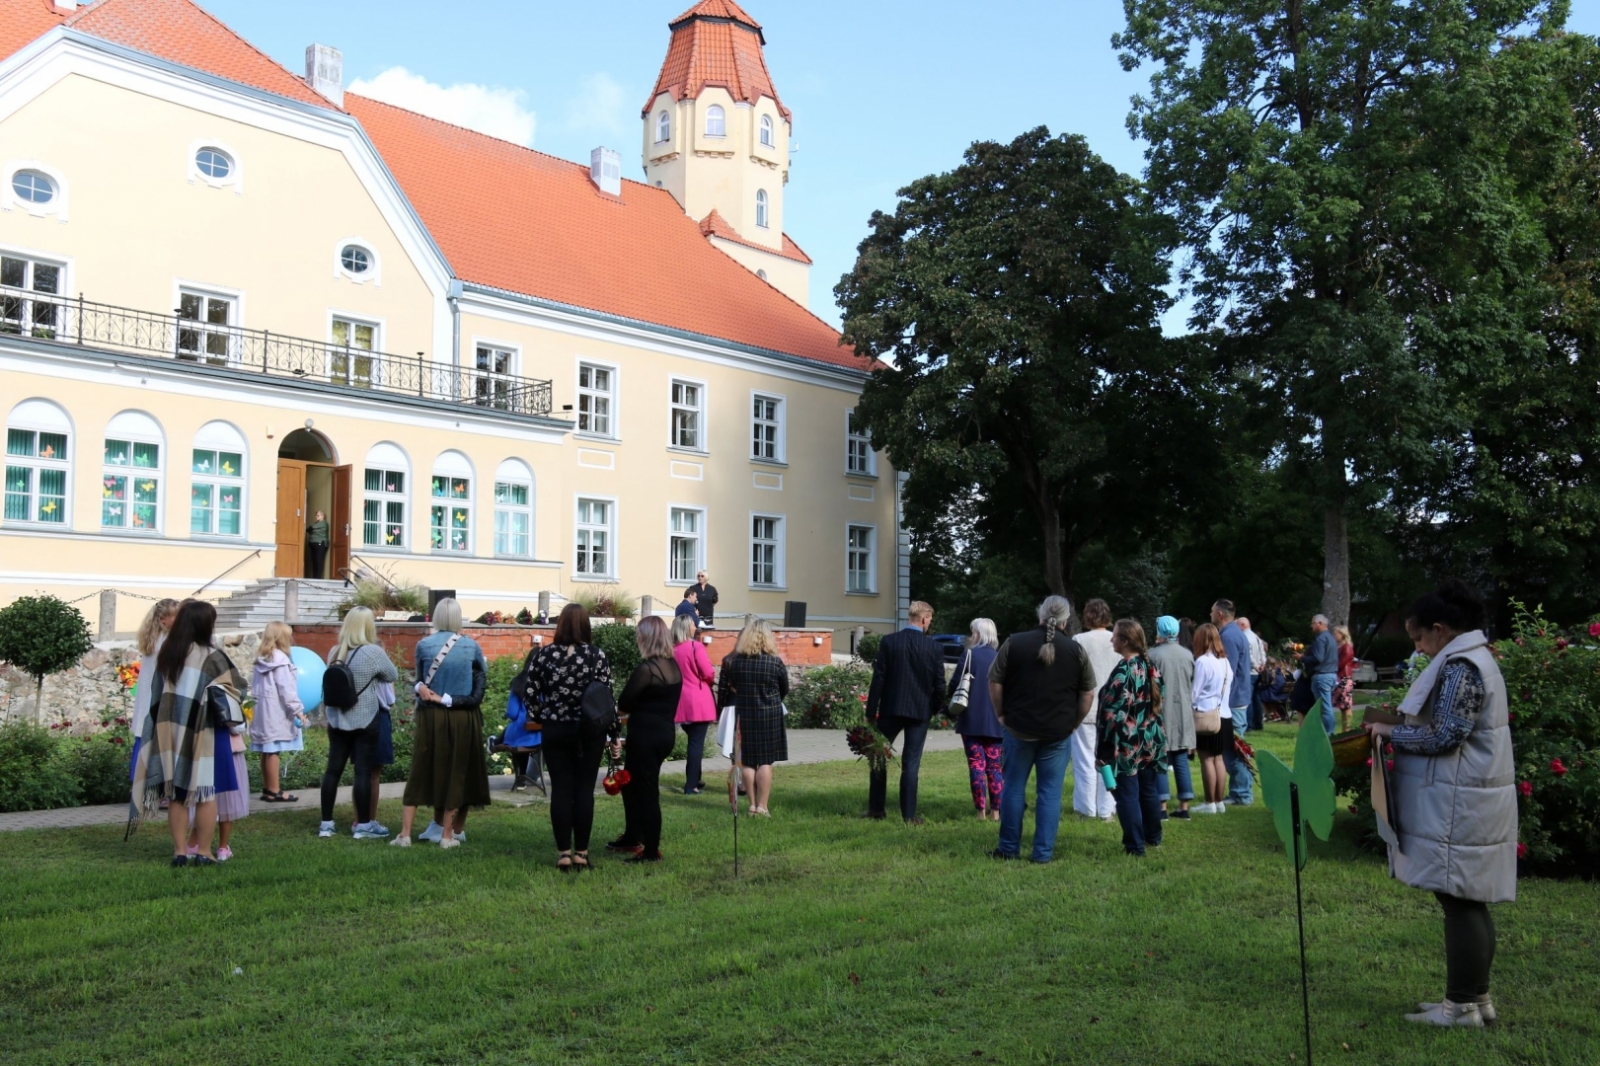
[0,284,554,418]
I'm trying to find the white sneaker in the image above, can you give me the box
[318,821,336,838]
[418,821,443,842]
[437,837,461,850]
[353,822,390,840]
[1417,998,1496,1023]
[389,835,412,847]
[1405,1000,1484,1028]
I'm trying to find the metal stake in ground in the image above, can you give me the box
[728,708,742,878]
[1291,783,1313,1066]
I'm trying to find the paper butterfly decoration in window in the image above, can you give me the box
[40,501,57,514]
[221,460,234,475]
[1257,702,1337,869]
[221,494,236,505]
[39,443,55,459]
[140,481,155,492]
[196,457,212,472]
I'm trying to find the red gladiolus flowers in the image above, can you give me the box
[1550,758,1568,776]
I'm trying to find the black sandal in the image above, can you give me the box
[556,850,574,873]
[260,791,300,803]
[572,851,591,872]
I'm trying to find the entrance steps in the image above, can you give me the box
[212,578,348,630]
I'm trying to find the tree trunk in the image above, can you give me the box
[35,675,44,725]
[1322,502,1351,627]
[1039,501,1066,598]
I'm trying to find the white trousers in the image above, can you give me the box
[1071,716,1115,818]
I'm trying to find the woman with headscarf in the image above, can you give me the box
[1147,615,1195,820]
[131,599,248,867]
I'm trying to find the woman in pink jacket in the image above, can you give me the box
[671,613,717,794]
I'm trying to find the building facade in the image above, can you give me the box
[0,0,905,639]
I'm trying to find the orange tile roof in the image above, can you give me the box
[347,94,861,372]
[646,0,789,119]
[0,0,336,110]
[698,209,812,264]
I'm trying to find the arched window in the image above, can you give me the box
[5,399,70,525]
[102,411,164,532]
[705,104,726,138]
[190,421,246,537]
[493,458,535,557]
[759,114,774,148]
[755,188,769,228]
[655,110,671,143]
[362,442,410,549]
[430,450,473,553]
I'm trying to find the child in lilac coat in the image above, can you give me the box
[251,621,307,802]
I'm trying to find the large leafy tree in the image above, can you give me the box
[1117,0,1571,624]
[836,128,1208,602]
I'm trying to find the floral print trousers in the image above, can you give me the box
[964,739,1004,811]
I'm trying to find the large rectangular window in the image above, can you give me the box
[670,379,703,450]
[102,438,160,531]
[494,480,532,557]
[750,513,784,587]
[177,290,235,366]
[475,344,514,410]
[190,448,243,536]
[846,409,876,476]
[331,316,378,388]
[751,394,783,462]
[362,467,406,548]
[430,474,471,552]
[576,497,613,576]
[669,506,703,582]
[847,524,876,593]
[0,253,61,338]
[4,428,67,524]
[577,363,614,437]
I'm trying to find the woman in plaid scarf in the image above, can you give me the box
[131,600,248,867]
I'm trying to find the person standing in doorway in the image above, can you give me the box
[864,600,946,824]
[687,571,718,627]
[1214,599,1255,807]
[1299,614,1341,735]
[306,510,330,579]
[1071,599,1120,821]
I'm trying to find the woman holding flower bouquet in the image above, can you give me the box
[717,617,790,816]
[605,617,683,863]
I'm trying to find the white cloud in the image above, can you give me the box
[561,72,631,140]
[348,66,536,147]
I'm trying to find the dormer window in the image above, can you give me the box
[755,189,769,229]
[759,114,774,148]
[655,110,671,143]
[705,104,725,138]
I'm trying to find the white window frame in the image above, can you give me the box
[574,495,617,580]
[332,236,381,285]
[0,247,68,339]
[750,391,785,463]
[473,340,519,411]
[755,188,769,229]
[705,104,726,138]
[759,114,775,148]
[175,285,240,367]
[667,504,706,584]
[669,376,706,452]
[4,401,71,527]
[189,422,247,539]
[185,139,243,193]
[329,310,383,390]
[430,451,474,555]
[655,109,671,144]
[493,458,535,558]
[749,512,786,589]
[2,161,69,220]
[101,412,164,535]
[846,408,877,476]
[576,359,618,439]
[847,523,877,594]
[361,443,410,551]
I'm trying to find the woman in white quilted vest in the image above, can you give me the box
[1365,578,1515,1029]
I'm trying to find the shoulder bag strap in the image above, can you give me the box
[423,633,461,688]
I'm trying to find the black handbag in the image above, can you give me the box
[208,684,245,729]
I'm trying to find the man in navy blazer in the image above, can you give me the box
[865,600,946,823]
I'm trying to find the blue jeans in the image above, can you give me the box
[1225,707,1253,804]
[1312,673,1338,735]
[996,731,1070,862]
[1157,749,1194,805]
[1112,766,1164,855]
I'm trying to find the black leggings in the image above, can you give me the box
[1437,892,1497,1001]
[682,721,710,792]
[619,736,674,856]
[543,721,607,852]
[321,724,378,823]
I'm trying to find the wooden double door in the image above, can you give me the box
[275,460,351,580]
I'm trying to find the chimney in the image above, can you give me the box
[304,44,343,107]
[590,147,622,197]
[53,0,77,12]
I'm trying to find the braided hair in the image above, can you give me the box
[1036,596,1074,665]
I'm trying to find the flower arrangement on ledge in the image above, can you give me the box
[845,725,896,773]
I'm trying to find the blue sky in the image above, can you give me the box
[206,0,1600,329]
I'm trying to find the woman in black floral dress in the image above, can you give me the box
[523,603,612,871]
[1095,618,1168,856]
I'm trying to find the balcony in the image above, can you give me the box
[0,285,554,418]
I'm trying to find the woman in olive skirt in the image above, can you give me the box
[716,617,789,815]
[392,598,488,848]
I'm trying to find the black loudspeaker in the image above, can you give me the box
[427,589,456,618]
[783,601,807,628]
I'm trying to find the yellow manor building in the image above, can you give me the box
[0,0,907,639]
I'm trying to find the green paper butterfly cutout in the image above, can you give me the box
[1258,701,1337,868]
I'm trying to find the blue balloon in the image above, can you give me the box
[289,645,327,712]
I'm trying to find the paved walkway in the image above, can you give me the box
[0,728,965,831]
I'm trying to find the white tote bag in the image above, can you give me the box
[717,705,738,757]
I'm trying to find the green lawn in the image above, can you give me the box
[0,724,1594,1066]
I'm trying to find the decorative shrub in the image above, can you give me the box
[572,586,636,620]
[0,594,93,717]
[0,721,82,812]
[64,713,135,805]
[855,631,883,666]
[789,664,870,729]
[593,623,641,696]
[336,576,427,620]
